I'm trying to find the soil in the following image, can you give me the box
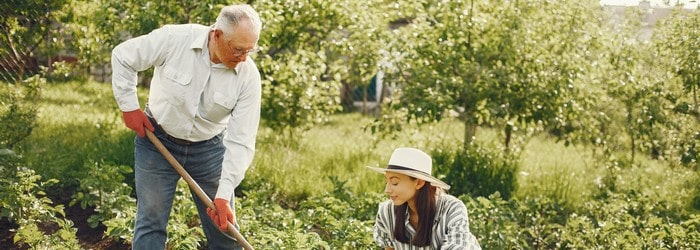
[0,189,131,250]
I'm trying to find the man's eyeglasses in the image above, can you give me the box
[227,41,259,57]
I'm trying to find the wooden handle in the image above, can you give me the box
[145,130,254,250]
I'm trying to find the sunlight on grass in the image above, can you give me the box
[37,81,123,124]
[250,114,467,200]
[21,81,145,182]
[517,135,602,206]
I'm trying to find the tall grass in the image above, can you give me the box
[517,135,601,207]
[247,113,467,204]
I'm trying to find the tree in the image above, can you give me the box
[653,8,700,167]
[254,0,394,142]
[0,0,69,82]
[373,0,606,150]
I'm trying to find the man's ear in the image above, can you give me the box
[213,28,224,40]
[415,179,426,190]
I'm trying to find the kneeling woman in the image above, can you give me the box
[367,147,481,249]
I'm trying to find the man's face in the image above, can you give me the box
[215,21,258,69]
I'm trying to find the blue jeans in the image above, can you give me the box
[132,124,241,250]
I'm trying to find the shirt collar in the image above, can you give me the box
[190,26,209,50]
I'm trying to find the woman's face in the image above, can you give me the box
[384,172,424,206]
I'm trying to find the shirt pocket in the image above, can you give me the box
[161,66,192,106]
[203,91,234,123]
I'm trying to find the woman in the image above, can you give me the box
[367,147,481,249]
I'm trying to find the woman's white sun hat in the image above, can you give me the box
[367,147,450,190]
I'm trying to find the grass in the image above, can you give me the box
[16,80,700,215]
[518,134,602,207]
[18,80,147,185]
[249,113,467,203]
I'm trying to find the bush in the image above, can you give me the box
[69,160,134,229]
[461,189,700,249]
[433,144,519,199]
[0,75,42,148]
[237,181,330,248]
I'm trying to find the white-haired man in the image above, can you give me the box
[111,4,262,249]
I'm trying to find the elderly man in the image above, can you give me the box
[111,4,262,249]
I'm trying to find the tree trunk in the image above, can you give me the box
[627,104,635,162]
[505,123,513,149]
[694,84,698,120]
[463,113,476,149]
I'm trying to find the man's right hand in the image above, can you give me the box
[122,109,154,137]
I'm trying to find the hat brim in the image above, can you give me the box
[366,166,451,190]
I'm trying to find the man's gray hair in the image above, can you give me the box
[214,4,262,37]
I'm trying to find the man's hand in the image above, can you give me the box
[122,109,154,137]
[207,198,234,231]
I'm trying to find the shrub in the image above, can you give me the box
[433,144,519,199]
[0,75,42,148]
[237,181,330,248]
[461,189,700,249]
[69,160,134,228]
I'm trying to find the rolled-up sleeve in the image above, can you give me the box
[374,201,395,248]
[215,73,262,200]
[111,26,169,112]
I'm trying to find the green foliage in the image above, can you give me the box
[102,203,136,243]
[297,177,383,248]
[558,189,700,249]
[0,0,70,81]
[375,0,607,150]
[655,9,700,108]
[257,50,341,142]
[6,0,700,247]
[69,160,134,228]
[40,61,81,82]
[254,0,350,140]
[166,180,205,249]
[0,76,42,148]
[463,191,700,249]
[237,181,331,248]
[0,154,80,248]
[653,9,700,167]
[433,143,519,199]
[236,176,384,248]
[18,80,131,185]
[461,193,527,249]
[67,0,229,73]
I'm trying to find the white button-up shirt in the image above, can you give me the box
[374,194,482,249]
[111,24,261,200]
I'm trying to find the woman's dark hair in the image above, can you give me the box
[393,177,437,246]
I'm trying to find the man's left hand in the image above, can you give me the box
[207,198,234,231]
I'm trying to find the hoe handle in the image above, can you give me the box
[145,130,254,250]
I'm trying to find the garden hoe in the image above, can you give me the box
[145,130,254,250]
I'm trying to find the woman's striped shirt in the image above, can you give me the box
[373,194,481,250]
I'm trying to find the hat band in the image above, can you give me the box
[387,165,429,175]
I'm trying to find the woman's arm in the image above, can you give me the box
[374,201,396,249]
[441,198,482,250]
